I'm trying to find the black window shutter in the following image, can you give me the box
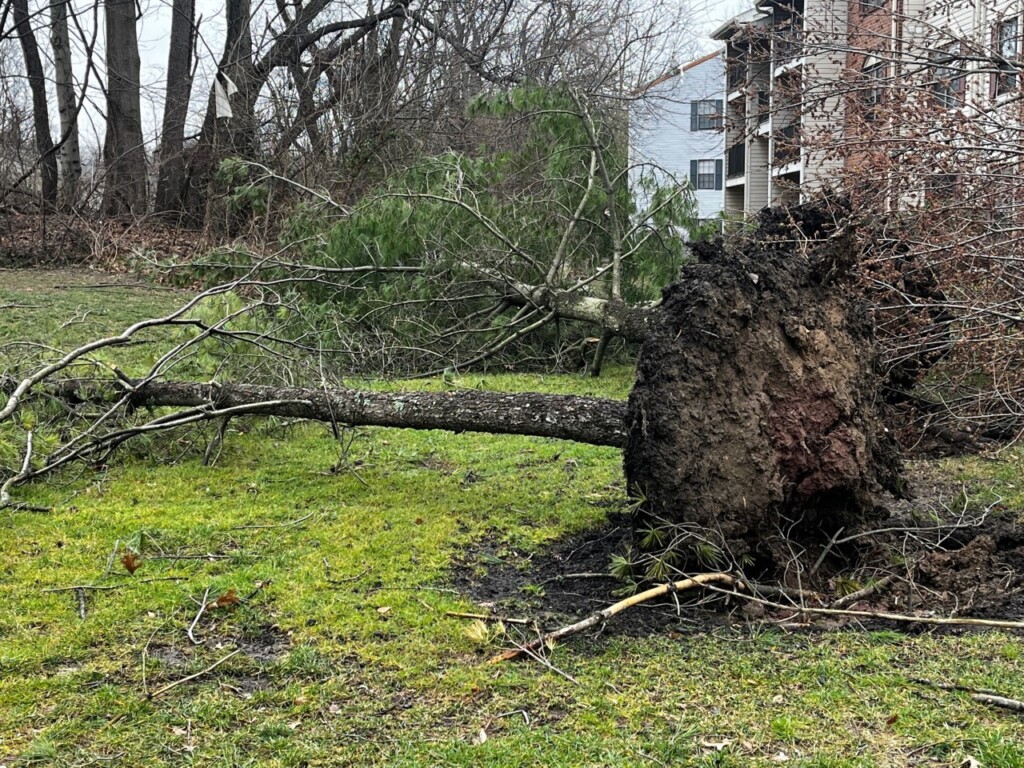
[991,24,999,98]
[714,99,724,129]
[715,159,723,190]
[690,160,699,188]
[690,101,699,131]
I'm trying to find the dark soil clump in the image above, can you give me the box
[625,202,904,579]
[454,463,1024,635]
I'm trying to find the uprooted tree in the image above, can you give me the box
[0,202,903,581]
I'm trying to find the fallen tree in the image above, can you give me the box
[0,204,903,580]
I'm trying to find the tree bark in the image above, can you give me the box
[11,0,58,206]
[49,0,80,207]
[8,377,627,447]
[102,0,147,216]
[154,0,196,215]
[136,380,626,447]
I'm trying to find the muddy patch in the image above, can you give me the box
[453,516,727,636]
[454,462,1024,634]
[236,624,290,663]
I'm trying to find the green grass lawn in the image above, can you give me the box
[2,269,1024,767]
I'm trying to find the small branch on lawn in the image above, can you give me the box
[232,511,317,530]
[41,584,124,593]
[188,586,211,645]
[0,429,34,509]
[910,678,1006,697]
[323,561,370,586]
[445,611,531,626]
[707,587,1024,630]
[146,648,242,700]
[910,678,1024,713]
[971,693,1024,713]
[512,638,581,684]
[491,573,739,663]
[537,572,617,587]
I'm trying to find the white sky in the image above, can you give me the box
[29,0,755,150]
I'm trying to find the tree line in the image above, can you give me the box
[0,0,689,224]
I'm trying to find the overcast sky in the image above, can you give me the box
[68,0,755,148]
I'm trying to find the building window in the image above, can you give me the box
[863,60,885,120]
[932,43,966,108]
[690,100,723,131]
[690,159,723,190]
[994,18,1019,97]
[861,0,884,12]
[926,173,960,203]
[697,160,717,189]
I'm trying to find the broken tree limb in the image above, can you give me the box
[490,573,739,663]
[971,694,1024,714]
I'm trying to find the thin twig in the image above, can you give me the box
[323,561,370,585]
[537,572,616,587]
[513,639,580,685]
[146,648,241,700]
[492,573,739,662]
[972,693,1024,713]
[188,587,211,645]
[42,584,123,593]
[708,586,1024,630]
[446,611,530,626]
[910,678,1005,697]
[232,511,317,530]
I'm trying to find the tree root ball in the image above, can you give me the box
[623,202,904,575]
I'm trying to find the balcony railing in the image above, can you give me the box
[773,124,799,166]
[756,90,770,123]
[727,56,747,91]
[727,143,746,178]
[774,28,803,67]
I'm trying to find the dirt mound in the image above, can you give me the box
[453,466,1024,633]
[624,202,904,578]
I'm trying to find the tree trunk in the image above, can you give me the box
[50,0,80,208]
[183,0,254,225]
[5,377,627,448]
[102,0,147,217]
[623,203,903,578]
[132,380,626,446]
[154,0,196,216]
[11,0,58,206]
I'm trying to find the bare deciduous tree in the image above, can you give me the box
[101,0,147,215]
[10,0,57,205]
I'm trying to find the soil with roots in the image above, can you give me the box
[454,461,1024,634]
[623,203,905,582]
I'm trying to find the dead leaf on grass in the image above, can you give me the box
[121,550,142,574]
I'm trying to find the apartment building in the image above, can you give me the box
[712,0,847,217]
[628,52,727,228]
[714,0,1024,217]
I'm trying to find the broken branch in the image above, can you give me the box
[490,573,739,663]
